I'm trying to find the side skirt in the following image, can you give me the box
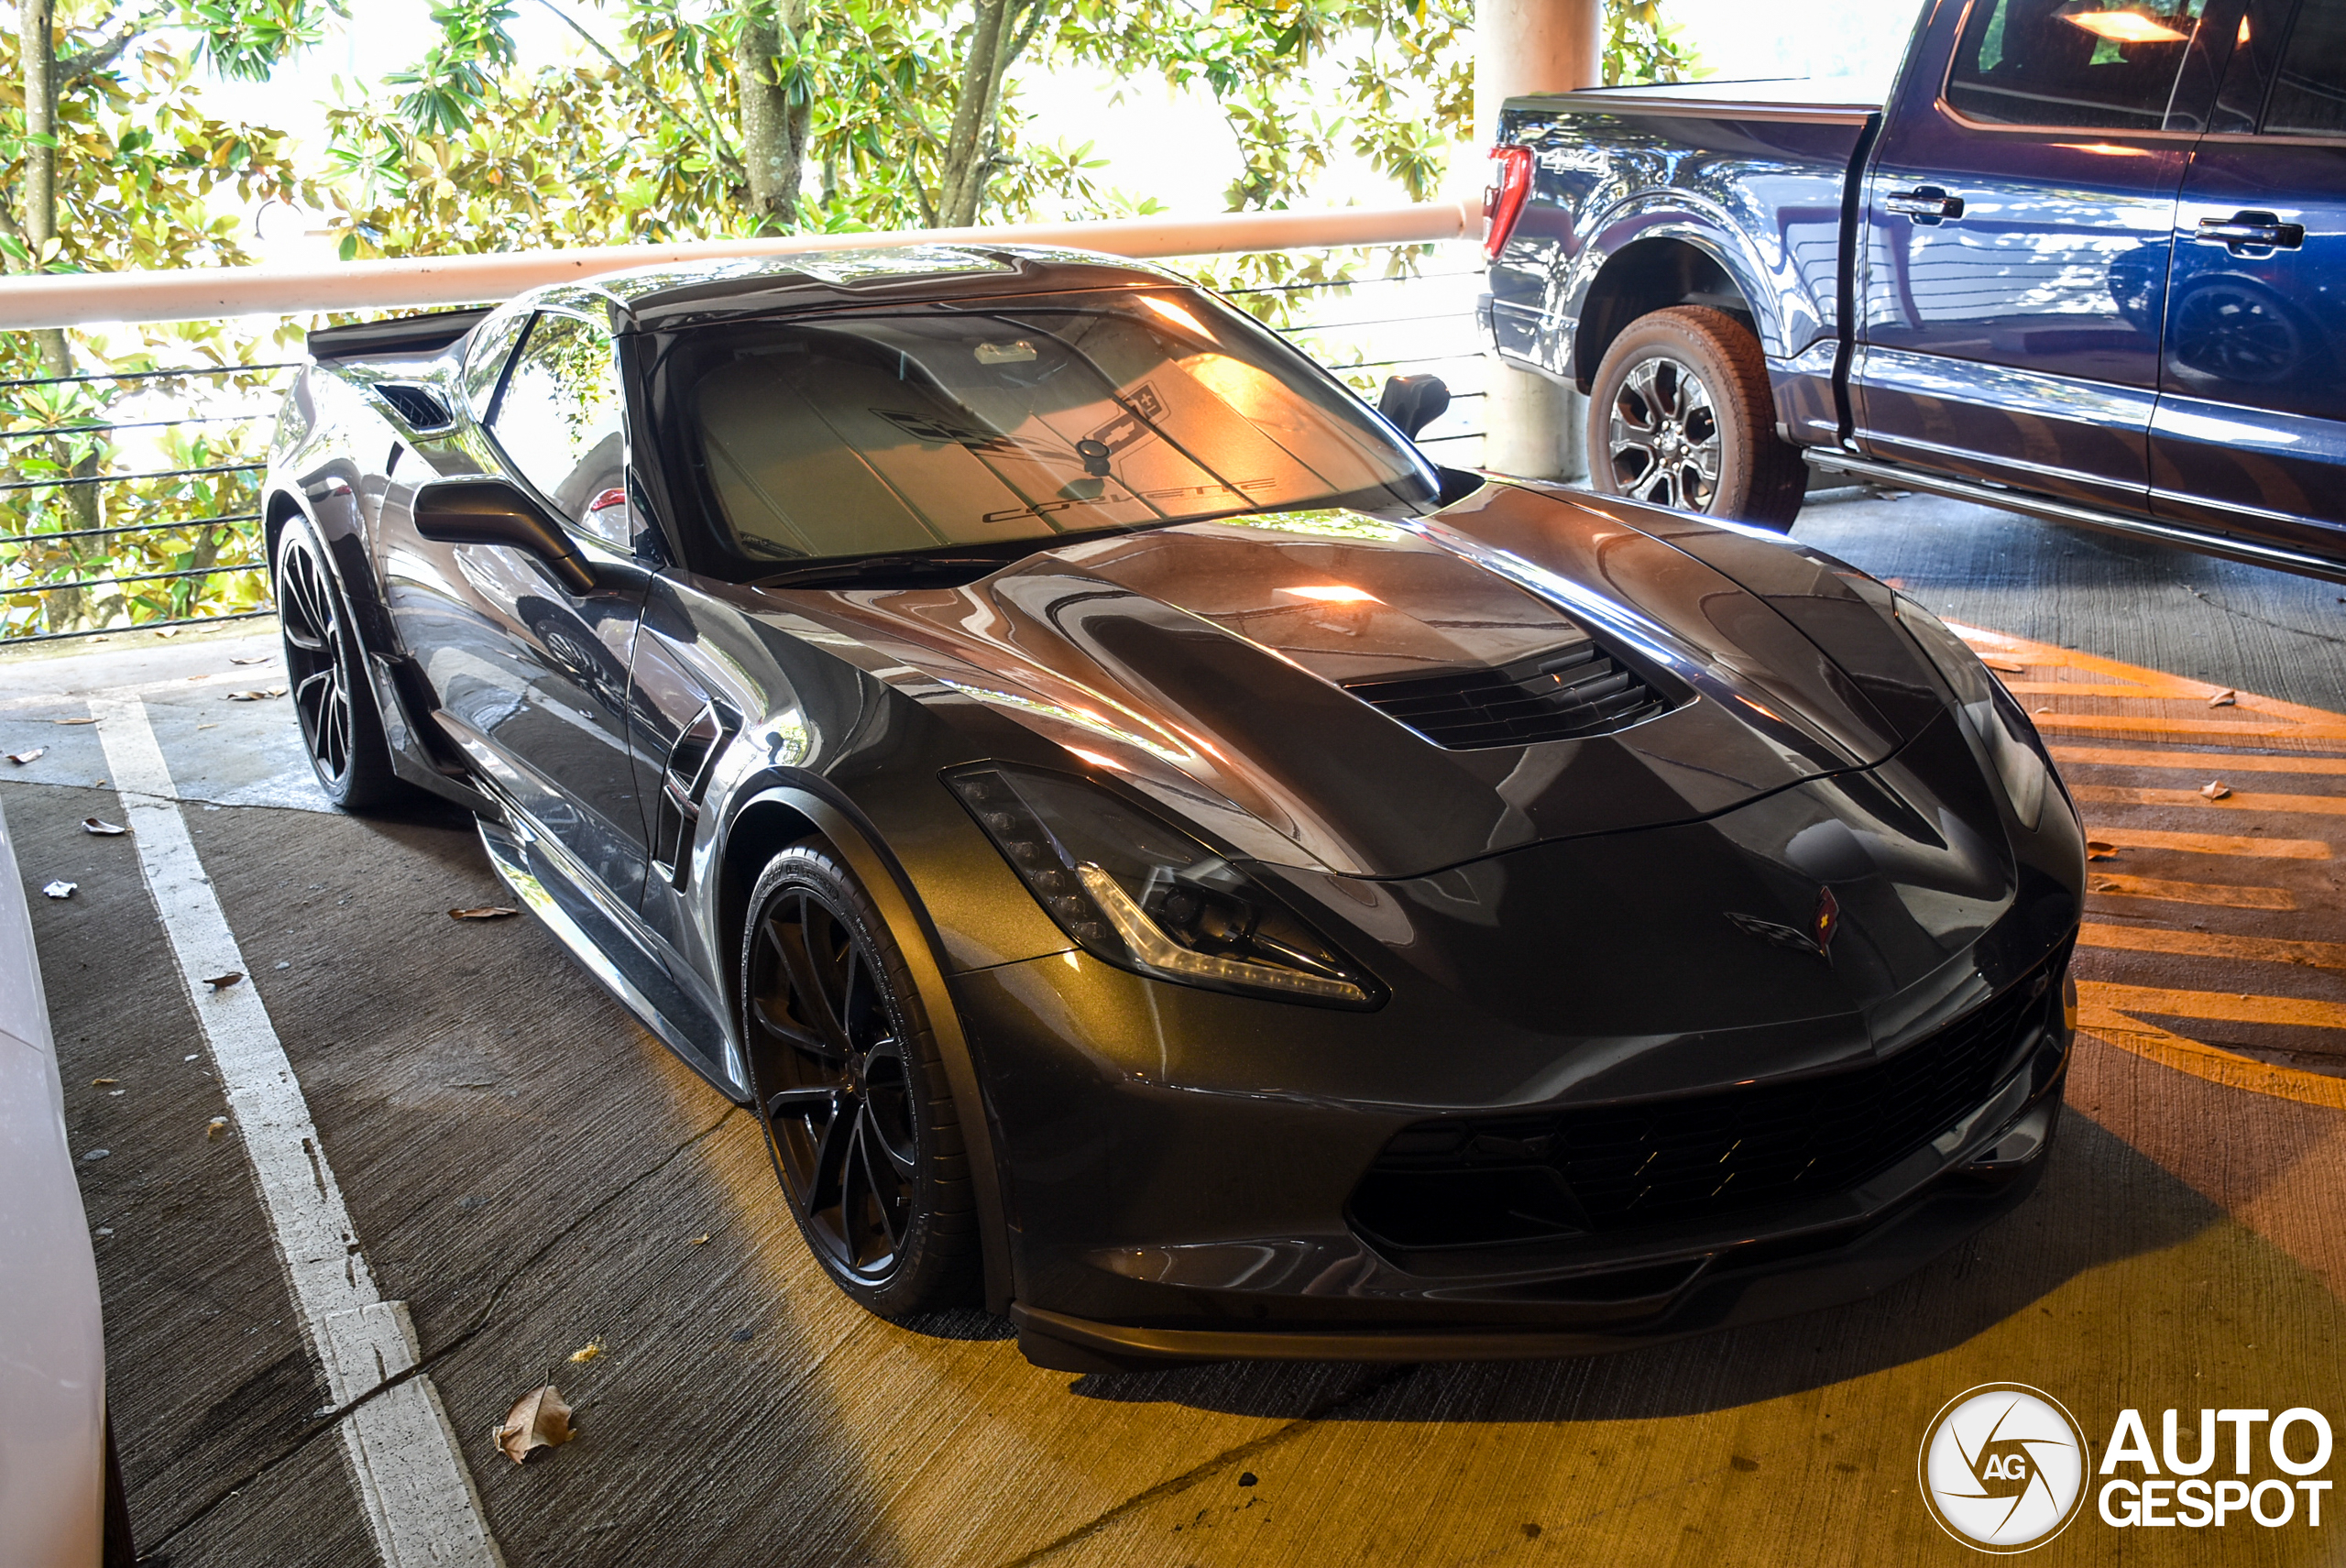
[476,815,748,1105]
[1804,449,2346,585]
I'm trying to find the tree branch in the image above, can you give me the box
[529,0,743,181]
[56,3,167,86]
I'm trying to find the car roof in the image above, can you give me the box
[536,243,1194,334]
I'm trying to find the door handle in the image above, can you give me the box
[2195,210,2306,254]
[1885,187,1966,224]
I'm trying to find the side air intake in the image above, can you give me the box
[372,383,456,432]
[1342,639,1676,749]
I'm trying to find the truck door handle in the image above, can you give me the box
[1885,187,1965,224]
[2195,210,2306,254]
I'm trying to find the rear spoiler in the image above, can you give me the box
[305,306,495,362]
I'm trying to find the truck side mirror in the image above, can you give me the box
[1378,374,1452,440]
[411,477,599,597]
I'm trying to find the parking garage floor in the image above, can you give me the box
[7,488,2346,1567]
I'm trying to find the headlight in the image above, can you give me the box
[947,763,1381,1008]
[1892,595,2048,830]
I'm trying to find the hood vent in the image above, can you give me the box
[1342,640,1674,750]
[373,382,456,433]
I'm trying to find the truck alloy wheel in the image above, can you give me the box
[1586,305,1807,530]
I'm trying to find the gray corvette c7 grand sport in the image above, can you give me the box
[263,244,2085,1372]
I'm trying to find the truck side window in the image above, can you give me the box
[488,312,632,547]
[1944,0,2205,129]
[2263,2,2346,136]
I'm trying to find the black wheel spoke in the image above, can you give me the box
[743,865,931,1289]
[806,1102,853,1218]
[750,926,843,1059]
[764,1086,836,1119]
[856,1117,903,1248]
[775,897,854,1054]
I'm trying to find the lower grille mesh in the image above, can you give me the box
[1352,948,2068,1250]
[1342,639,1674,749]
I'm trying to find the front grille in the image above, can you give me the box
[1351,948,2067,1252]
[1342,639,1674,749]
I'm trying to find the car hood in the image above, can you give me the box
[761,482,1946,878]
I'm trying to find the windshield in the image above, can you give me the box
[651,289,1440,577]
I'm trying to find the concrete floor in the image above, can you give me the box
[6,492,2346,1566]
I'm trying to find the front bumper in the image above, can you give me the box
[1011,1087,2061,1372]
[954,927,2075,1371]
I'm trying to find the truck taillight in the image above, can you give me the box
[1484,145,1533,259]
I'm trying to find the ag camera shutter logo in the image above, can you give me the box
[1919,1384,2088,1552]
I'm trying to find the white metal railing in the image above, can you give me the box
[0,204,1493,642]
[0,201,1483,330]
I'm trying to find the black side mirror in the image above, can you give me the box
[411,477,598,597]
[1378,374,1451,440]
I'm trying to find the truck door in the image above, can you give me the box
[1852,0,2210,512]
[2152,0,2346,549]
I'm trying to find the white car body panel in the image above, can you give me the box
[0,799,104,1568]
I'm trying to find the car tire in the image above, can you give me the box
[740,844,979,1318]
[275,512,411,812]
[1586,304,1808,530]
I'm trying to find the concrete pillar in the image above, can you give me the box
[1475,0,1603,483]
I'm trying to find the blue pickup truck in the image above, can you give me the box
[1482,0,2346,579]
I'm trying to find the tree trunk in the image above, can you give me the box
[734,0,810,229]
[18,0,67,378]
[16,0,93,633]
[937,0,1014,228]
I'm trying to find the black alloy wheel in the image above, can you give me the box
[275,516,406,809]
[740,846,976,1315]
[1586,304,1809,530]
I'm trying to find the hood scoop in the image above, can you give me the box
[1342,638,1679,750]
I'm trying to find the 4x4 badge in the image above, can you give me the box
[1726,886,1840,961]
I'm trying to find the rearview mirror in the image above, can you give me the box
[1378,374,1451,440]
[411,477,598,597]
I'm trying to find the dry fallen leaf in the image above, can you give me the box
[448,905,521,921]
[152,627,178,638]
[1982,659,2025,674]
[2086,840,2119,861]
[230,655,269,665]
[225,688,286,702]
[206,1116,227,1140]
[2033,707,2052,715]
[202,971,244,991]
[494,1385,576,1465]
[7,747,43,764]
[688,1234,710,1246]
[91,1077,116,1086]
[53,716,95,726]
[2091,878,2122,893]
[2200,781,2232,801]
[568,1342,603,1365]
[41,881,74,899]
[82,817,127,836]
[2208,689,2237,707]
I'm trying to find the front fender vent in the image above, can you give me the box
[1342,640,1675,749]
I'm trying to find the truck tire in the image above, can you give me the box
[1586,305,1807,530]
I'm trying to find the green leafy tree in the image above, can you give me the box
[1,0,1695,639]
[0,2,323,636]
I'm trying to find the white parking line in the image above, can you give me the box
[90,696,503,1568]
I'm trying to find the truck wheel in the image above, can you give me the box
[1587,305,1807,530]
